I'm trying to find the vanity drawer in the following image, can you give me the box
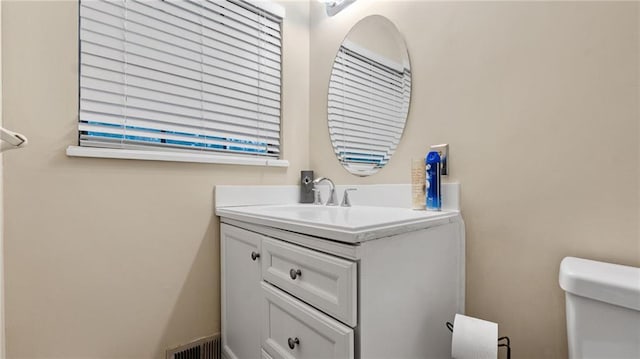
[261,237,357,326]
[261,282,354,359]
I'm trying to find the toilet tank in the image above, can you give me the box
[559,257,640,359]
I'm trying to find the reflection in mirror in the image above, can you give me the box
[328,15,411,176]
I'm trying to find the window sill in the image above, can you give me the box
[66,146,289,167]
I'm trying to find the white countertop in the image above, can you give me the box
[216,204,460,243]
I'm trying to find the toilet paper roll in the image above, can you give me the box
[451,314,498,359]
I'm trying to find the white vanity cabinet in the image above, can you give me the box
[221,223,356,359]
[219,206,465,359]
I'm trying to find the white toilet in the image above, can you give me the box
[559,256,640,359]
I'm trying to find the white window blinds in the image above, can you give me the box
[78,0,283,161]
[328,42,411,175]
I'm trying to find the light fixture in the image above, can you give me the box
[319,0,356,16]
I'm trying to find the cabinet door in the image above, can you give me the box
[261,282,354,359]
[221,224,263,359]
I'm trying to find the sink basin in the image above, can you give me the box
[216,204,459,243]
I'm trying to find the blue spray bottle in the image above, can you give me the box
[425,151,441,211]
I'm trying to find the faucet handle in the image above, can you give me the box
[312,188,323,205]
[341,188,357,207]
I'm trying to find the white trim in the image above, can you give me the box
[66,146,289,167]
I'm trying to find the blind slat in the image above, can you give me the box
[79,123,278,153]
[328,107,406,129]
[169,0,281,48]
[124,1,282,67]
[328,94,405,120]
[80,99,281,132]
[329,117,402,139]
[80,54,281,102]
[80,110,280,142]
[332,141,397,156]
[81,35,281,91]
[82,1,281,60]
[330,68,404,100]
[81,81,281,121]
[328,84,403,110]
[195,0,281,39]
[81,64,280,109]
[329,129,398,146]
[79,138,280,158]
[200,0,281,33]
[80,76,280,116]
[336,50,406,87]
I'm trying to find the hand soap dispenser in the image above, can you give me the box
[300,170,315,203]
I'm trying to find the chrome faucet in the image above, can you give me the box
[312,177,338,206]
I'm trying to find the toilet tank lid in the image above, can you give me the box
[559,257,640,311]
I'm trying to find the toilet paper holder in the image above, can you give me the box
[446,321,511,359]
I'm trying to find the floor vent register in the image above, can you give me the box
[166,334,220,359]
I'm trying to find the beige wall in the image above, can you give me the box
[310,1,639,358]
[1,1,309,358]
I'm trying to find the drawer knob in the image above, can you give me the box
[251,252,260,261]
[289,268,302,280]
[287,337,300,349]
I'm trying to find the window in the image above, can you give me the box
[69,0,287,166]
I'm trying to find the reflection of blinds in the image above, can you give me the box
[79,0,282,158]
[328,44,411,175]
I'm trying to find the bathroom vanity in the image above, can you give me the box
[216,185,465,359]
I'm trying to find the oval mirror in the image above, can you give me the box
[328,15,411,176]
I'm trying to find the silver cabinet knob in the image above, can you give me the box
[289,268,302,280]
[287,337,300,349]
[251,252,260,261]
